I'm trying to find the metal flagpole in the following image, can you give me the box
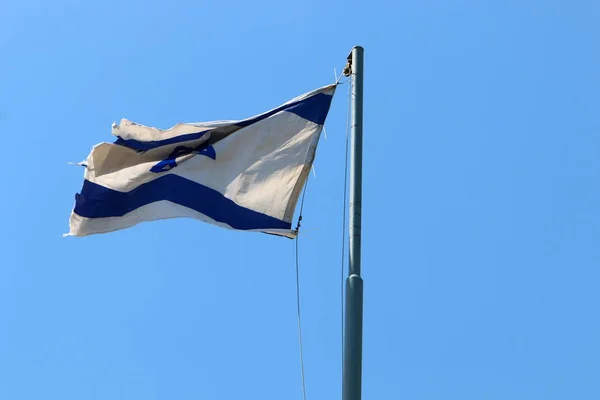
[342,45,364,400]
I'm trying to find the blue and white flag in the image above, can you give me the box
[66,84,336,238]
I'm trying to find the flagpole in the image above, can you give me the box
[343,45,364,400]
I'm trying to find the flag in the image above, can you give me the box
[66,84,336,238]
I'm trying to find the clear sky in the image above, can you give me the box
[1,1,599,399]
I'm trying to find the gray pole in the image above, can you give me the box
[342,45,364,400]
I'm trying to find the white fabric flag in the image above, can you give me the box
[66,84,336,238]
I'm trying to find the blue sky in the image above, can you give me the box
[1,1,599,399]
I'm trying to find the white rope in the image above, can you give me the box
[294,180,310,400]
[340,78,352,380]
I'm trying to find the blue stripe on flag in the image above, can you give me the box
[285,93,333,126]
[74,177,292,231]
[114,129,211,152]
[113,91,333,151]
[236,92,334,129]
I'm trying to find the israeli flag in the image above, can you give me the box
[66,84,336,238]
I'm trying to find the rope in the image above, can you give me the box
[292,73,349,400]
[340,80,352,379]
[294,177,310,400]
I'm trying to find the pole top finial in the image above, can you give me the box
[347,46,364,60]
